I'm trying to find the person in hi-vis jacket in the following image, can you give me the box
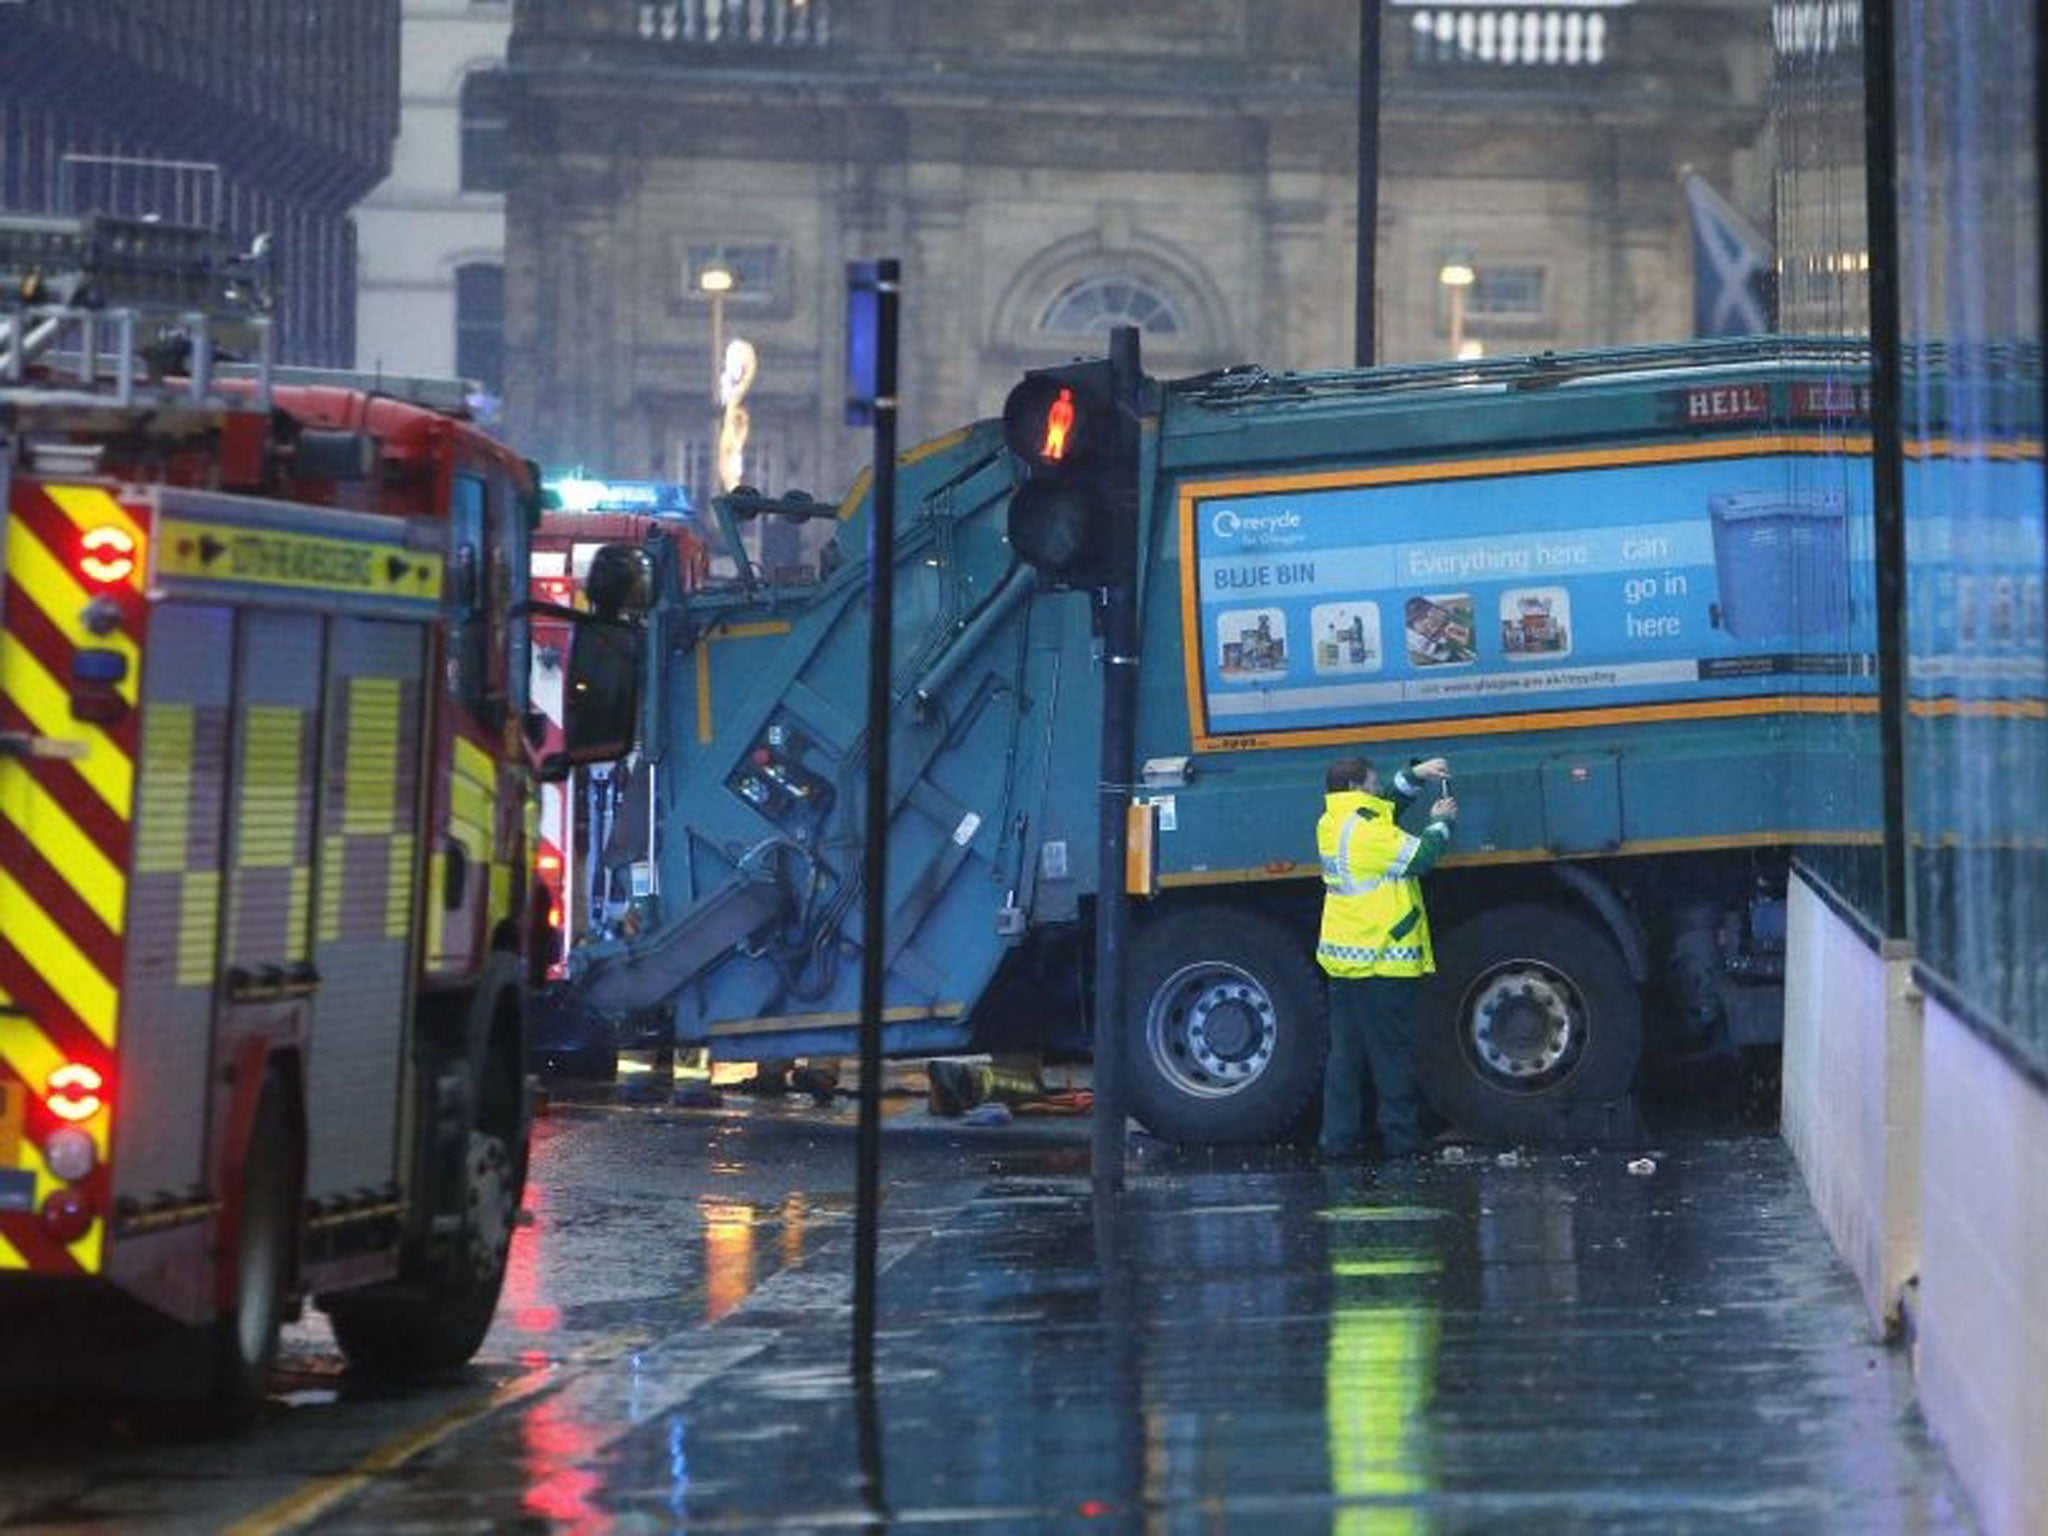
[1315,755,1456,1160]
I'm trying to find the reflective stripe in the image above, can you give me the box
[1382,832,1424,878]
[1325,815,1396,896]
[1316,942,1426,965]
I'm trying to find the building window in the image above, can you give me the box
[1440,263,1548,339]
[1469,265,1546,321]
[460,70,509,194]
[682,244,778,306]
[455,262,505,395]
[1039,274,1183,337]
[675,432,775,501]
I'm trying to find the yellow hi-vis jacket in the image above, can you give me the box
[1315,772,1453,978]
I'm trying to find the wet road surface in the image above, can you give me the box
[0,1081,1977,1533]
[333,1091,1972,1533]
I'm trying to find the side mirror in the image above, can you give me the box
[557,617,641,768]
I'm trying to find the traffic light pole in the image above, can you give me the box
[1091,325,1143,1198]
[1356,0,1382,367]
[851,260,897,1391]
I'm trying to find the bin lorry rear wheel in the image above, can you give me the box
[327,1043,524,1377]
[1126,907,1325,1144]
[1417,904,1642,1142]
[207,1074,297,1429]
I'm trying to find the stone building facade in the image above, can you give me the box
[356,0,513,398]
[500,0,1773,511]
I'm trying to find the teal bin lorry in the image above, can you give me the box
[554,337,1876,1144]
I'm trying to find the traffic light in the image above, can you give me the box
[1002,357,1135,590]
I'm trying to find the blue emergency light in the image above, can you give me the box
[542,472,693,516]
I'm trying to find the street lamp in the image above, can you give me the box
[699,264,735,403]
[1438,251,1476,360]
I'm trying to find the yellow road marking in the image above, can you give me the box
[222,1364,560,1536]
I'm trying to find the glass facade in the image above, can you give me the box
[1776,0,2047,1071]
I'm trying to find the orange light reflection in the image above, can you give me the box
[779,1192,808,1270]
[701,1198,756,1322]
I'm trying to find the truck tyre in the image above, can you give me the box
[1416,904,1642,1142]
[327,1045,523,1377]
[1126,907,1326,1145]
[208,1075,296,1429]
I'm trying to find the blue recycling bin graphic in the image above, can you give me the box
[1709,490,1849,640]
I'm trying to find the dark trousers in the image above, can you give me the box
[1322,974,1427,1157]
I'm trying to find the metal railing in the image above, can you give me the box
[1401,4,1621,67]
[635,0,836,46]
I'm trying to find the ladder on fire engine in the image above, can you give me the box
[0,210,274,410]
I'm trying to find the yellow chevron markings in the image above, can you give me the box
[0,869,117,1043]
[0,1231,25,1270]
[67,1220,103,1272]
[0,776,125,931]
[0,630,134,817]
[0,1030,64,1129]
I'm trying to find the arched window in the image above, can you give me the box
[459,70,509,194]
[1039,274,1183,337]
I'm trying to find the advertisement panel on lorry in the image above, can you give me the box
[1186,451,1871,747]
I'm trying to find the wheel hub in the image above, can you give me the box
[1470,971,1577,1080]
[1189,989,1261,1069]
[1148,964,1278,1095]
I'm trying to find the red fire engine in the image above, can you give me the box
[0,214,631,1422]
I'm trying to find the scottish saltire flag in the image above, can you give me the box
[1684,171,1775,336]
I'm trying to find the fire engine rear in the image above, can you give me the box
[0,214,633,1423]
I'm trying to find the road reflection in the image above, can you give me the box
[1321,1201,1443,1535]
[520,1392,610,1530]
[700,1199,756,1322]
[500,1139,560,1348]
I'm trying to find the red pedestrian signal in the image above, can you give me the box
[1000,361,1135,590]
[1004,371,1107,472]
[1042,387,1075,462]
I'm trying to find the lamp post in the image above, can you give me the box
[699,264,735,404]
[1438,252,1475,360]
